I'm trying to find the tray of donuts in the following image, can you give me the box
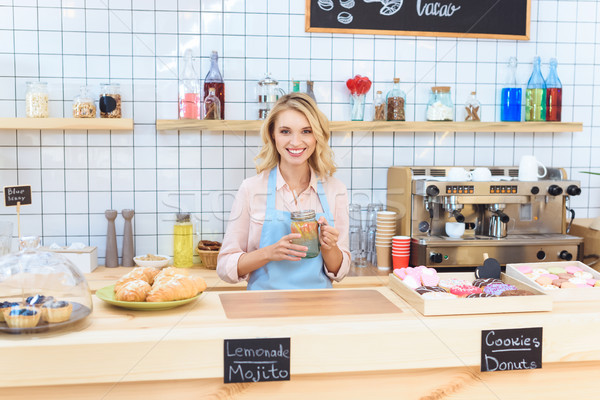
[506,261,600,302]
[388,266,552,316]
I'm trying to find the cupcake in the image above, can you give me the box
[0,301,20,322]
[41,301,73,323]
[3,306,41,328]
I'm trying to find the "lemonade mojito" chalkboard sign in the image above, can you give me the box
[306,0,530,40]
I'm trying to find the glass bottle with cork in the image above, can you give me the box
[173,213,193,268]
[525,56,546,121]
[545,58,562,122]
[501,57,522,121]
[386,78,406,121]
[464,91,481,121]
[178,49,202,120]
[203,51,224,120]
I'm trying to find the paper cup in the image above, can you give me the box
[375,245,392,269]
[393,254,410,269]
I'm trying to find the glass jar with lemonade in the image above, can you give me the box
[290,210,320,258]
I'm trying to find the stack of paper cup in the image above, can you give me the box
[392,236,410,269]
[375,211,397,269]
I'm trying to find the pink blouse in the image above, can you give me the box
[217,167,351,284]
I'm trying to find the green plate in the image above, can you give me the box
[96,285,201,311]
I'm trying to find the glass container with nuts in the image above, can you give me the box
[25,81,49,118]
[464,91,481,121]
[99,83,122,118]
[386,78,406,121]
[73,86,97,118]
[373,90,386,121]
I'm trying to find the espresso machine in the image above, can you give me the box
[386,166,583,267]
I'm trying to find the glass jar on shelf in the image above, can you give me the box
[464,91,481,121]
[25,81,49,118]
[72,86,96,118]
[373,90,386,121]
[426,86,453,121]
[99,83,121,118]
[386,78,406,121]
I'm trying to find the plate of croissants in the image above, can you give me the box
[96,266,208,310]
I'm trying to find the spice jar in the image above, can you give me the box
[373,91,385,121]
[25,82,49,118]
[72,86,96,118]
[290,210,320,258]
[464,91,481,121]
[99,83,122,118]
[386,78,406,121]
[426,86,453,121]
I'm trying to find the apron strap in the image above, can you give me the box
[266,167,278,211]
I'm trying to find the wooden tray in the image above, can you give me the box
[506,261,600,302]
[219,289,403,319]
[388,272,552,316]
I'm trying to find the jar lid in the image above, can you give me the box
[176,213,191,223]
[291,210,316,220]
[431,86,451,93]
[258,73,278,86]
[393,78,400,83]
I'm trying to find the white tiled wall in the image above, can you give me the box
[0,0,599,263]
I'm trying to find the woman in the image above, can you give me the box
[217,93,350,290]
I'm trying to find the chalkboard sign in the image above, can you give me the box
[481,327,542,372]
[3,185,32,207]
[306,0,530,40]
[224,338,291,383]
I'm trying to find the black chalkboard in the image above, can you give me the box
[3,185,32,207]
[224,338,291,383]
[306,0,530,40]
[481,327,542,372]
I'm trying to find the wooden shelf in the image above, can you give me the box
[156,119,583,133]
[0,118,133,130]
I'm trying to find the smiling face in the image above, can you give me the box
[272,109,316,169]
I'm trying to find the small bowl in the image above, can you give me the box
[133,254,171,268]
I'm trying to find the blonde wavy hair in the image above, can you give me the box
[255,92,336,177]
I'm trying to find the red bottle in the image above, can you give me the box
[203,51,225,120]
[545,58,562,121]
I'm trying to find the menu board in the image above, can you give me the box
[306,0,530,40]
[481,327,542,372]
[3,185,32,207]
[224,338,291,383]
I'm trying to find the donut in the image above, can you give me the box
[466,293,496,298]
[450,285,482,297]
[483,283,517,296]
[499,289,535,296]
[472,278,503,288]
[439,278,470,291]
[415,286,447,294]
[421,292,457,299]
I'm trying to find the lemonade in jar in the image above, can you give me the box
[290,210,320,258]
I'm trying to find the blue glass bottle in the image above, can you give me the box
[525,56,546,121]
[501,57,522,121]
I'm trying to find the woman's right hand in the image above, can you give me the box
[268,233,307,261]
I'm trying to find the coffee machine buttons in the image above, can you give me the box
[430,252,443,264]
[536,250,546,260]
[489,185,518,194]
[446,185,473,194]
[548,184,563,196]
[559,250,573,261]
[567,185,581,196]
[531,186,540,195]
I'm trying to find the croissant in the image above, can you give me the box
[114,267,160,293]
[153,267,181,286]
[115,280,152,302]
[146,275,207,302]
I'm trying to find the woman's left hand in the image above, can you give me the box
[318,216,339,251]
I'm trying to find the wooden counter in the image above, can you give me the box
[3,267,600,399]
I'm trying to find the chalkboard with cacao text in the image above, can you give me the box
[306,0,530,40]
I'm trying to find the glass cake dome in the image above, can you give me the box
[0,237,93,334]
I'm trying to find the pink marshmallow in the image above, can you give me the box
[566,266,583,274]
[393,269,406,280]
[587,279,597,286]
[517,265,533,274]
[540,274,559,281]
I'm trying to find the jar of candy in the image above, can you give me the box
[99,83,122,118]
[25,82,49,118]
[426,86,453,121]
[73,86,96,118]
[290,210,320,258]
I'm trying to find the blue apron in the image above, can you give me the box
[247,167,334,290]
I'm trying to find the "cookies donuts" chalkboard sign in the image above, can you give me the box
[306,0,530,40]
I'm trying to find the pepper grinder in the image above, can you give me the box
[105,210,118,268]
[122,209,135,267]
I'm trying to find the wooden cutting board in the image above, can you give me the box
[219,289,402,319]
